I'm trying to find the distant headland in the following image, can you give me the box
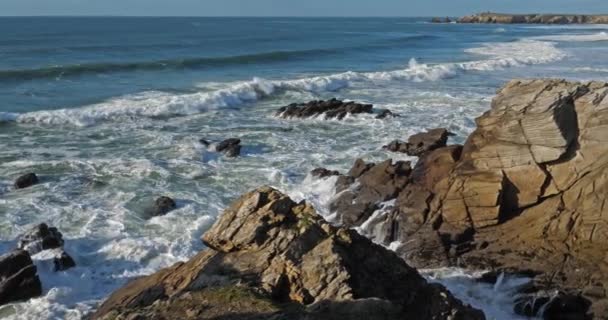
[432,12,608,24]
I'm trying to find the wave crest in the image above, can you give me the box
[3,40,566,126]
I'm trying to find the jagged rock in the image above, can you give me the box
[18,223,64,255]
[330,159,411,227]
[310,168,340,178]
[383,128,452,157]
[91,187,484,320]
[53,251,76,272]
[14,173,39,189]
[215,138,242,157]
[0,250,42,305]
[325,79,608,317]
[276,98,388,120]
[150,196,176,217]
[458,12,608,24]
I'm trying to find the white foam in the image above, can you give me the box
[532,31,608,42]
[5,39,566,127]
[423,268,534,320]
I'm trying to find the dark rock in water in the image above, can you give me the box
[199,139,210,146]
[53,251,76,272]
[431,17,442,23]
[0,250,42,305]
[383,128,452,157]
[14,173,39,189]
[18,223,64,254]
[375,109,399,119]
[215,138,242,157]
[310,168,340,178]
[91,186,485,320]
[276,98,386,120]
[543,294,591,320]
[151,196,177,216]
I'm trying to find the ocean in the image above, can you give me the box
[0,17,607,319]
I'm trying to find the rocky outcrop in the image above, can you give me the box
[276,98,394,120]
[323,79,608,318]
[14,173,39,189]
[91,186,484,320]
[383,128,452,157]
[431,17,452,23]
[18,223,64,254]
[149,196,177,217]
[17,223,76,272]
[458,12,608,24]
[215,138,242,157]
[0,250,42,305]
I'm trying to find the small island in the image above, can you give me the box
[455,12,608,24]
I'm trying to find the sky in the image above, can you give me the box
[2,0,608,17]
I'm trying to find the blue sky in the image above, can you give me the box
[2,0,608,16]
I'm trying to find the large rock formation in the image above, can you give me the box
[91,186,484,320]
[458,13,608,24]
[324,79,608,318]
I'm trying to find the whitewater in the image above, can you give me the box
[1,17,608,320]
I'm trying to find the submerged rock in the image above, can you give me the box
[18,223,64,255]
[0,250,42,306]
[91,186,484,320]
[14,173,39,189]
[276,98,390,120]
[150,196,177,216]
[215,138,242,157]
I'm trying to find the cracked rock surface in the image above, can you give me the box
[91,186,484,320]
[322,79,608,318]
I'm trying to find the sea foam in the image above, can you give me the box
[533,31,608,42]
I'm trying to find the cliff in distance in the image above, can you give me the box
[458,12,608,24]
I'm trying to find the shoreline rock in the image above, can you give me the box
[91,186,484,320]
[322,79,608,318]
[458,12,608,24]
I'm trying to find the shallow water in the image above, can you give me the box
[1,17,607,319]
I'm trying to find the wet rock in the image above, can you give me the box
[14,173,39,189]
[375,109,399,119]
[276,98,385,120]
[310,168,340,178]
[383,128,452,157]
[0,250,42,305]
[91,187,484,320]
[215,138,241,157]
[543,294,591,320]
[53,251,76,272]
[330,159,411,227]
[151,196,176,216]
[18,223,64,255]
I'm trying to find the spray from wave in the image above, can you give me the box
[1,40,566,127]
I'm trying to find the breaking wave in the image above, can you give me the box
[1,40,566,127]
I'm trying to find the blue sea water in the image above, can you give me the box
[0,17,607,319]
